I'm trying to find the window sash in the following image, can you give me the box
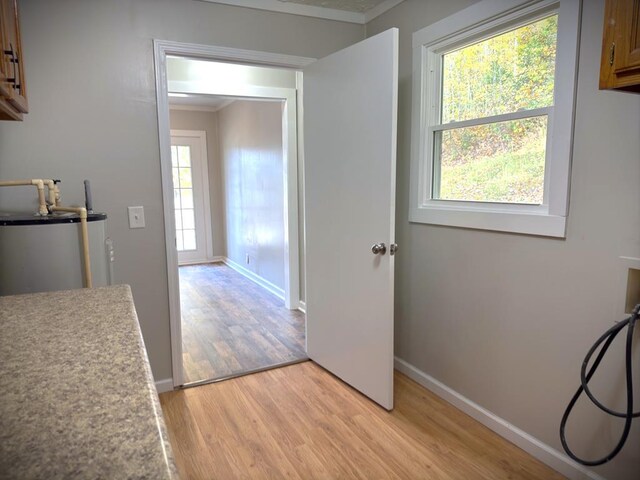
[425,24,556,206]
[426,12,557,204]
[428,106,553,134]
[429,107,553,204]
[429,7,559,127]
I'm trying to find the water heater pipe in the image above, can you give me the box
[49,205,93,288]
[1,178,93,288]
[42,179,59,206]
[0,179,49,215]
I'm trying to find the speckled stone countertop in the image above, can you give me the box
[0,285,178,479]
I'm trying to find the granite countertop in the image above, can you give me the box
[0,285,178,479]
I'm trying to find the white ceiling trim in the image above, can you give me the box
[169,99,235,113]
[197,0,404,24]
[169,104,218,112]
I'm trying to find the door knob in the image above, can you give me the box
[390,243,398,255]
[371,243,386,255]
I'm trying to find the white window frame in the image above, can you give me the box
[409,0,581,237]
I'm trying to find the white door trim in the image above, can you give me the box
[154,40,314,388]
[170,129,214,265]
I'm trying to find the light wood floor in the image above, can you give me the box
[160,361,565,480]
[180,263,306,384]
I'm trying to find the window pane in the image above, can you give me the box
[180,189,194,209]
[176,232,184,251]
[172,168,179,189]
[173,188,181,209]
[183,229,197,251]
[441,15,557,124]
[182,209,195,230]
[174,209,182,230]
[171,146,178,167]
[435,116,547,204]
[177,146,191,167]
[179,167,192,189]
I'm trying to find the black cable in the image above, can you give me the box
[559,304,638,466]
[580,316,640,419]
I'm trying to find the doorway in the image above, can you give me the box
[154,33,398,409]
[157,42,309,386]
[168,93,306,385]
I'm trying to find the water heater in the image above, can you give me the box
[0,212,113,296]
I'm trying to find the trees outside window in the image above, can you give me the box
[410,0,581,237]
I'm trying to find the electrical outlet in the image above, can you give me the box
[128,206,145,229]
[616,257,640,320]
[625,268,640,314]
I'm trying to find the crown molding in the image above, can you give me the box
[196,0,404,24]
[169,99,235,113]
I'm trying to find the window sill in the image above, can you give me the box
[409,203,567,238]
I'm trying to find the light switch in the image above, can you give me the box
[128,206,145,229]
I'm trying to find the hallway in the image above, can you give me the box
[180,263,306,384]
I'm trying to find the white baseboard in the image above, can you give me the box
[223,257,285,300]
[298,300,306,313]
[178,256,225,266]
[154,378,174,394]
[394,357,605,480]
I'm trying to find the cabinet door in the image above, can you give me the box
[0,0,19,120]
[0,0,12,99]
[0,0,27,113]
[600,0,640,92]
[623,0,640,68]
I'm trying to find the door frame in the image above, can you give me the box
[170,129,214,265]
[154,40,314,388]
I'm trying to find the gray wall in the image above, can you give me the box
[169,109,226,258]
[0,0,364,381]
[367,1,640,479]
[218,100,286,291]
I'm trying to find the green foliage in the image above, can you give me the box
[438,125,546,204]
[435,15,557,204]
[441,15,558,123]
[440,115,547,167]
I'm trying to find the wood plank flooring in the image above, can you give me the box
[180,263,306,384]
[160,361,565,480]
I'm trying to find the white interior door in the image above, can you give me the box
[171,131,213,265]
[304,28,398,410]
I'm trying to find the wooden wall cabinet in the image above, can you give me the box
[0,0,27,120]
[600,0,640,93]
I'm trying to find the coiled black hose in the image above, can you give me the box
[559,304,639,466]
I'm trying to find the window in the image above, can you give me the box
[409,0,581,237]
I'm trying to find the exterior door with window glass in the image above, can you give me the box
[171,131,212,265]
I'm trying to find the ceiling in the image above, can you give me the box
[198,0,404,24]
